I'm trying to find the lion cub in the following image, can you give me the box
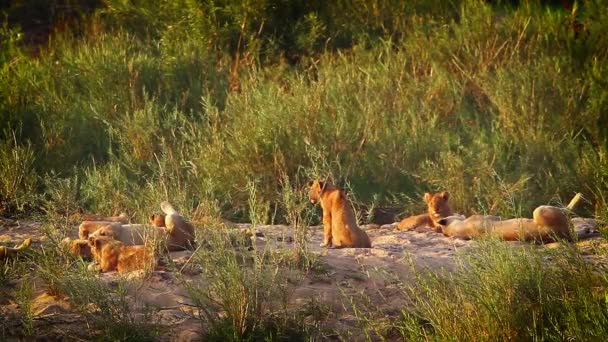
[149,201,196,251]
[88,236,155,273]
[61,238,93,260]
[308,180,371,248]
[396,191,454,232]
[437,205,572,243]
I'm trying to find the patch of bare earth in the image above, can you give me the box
[0,217,604,340]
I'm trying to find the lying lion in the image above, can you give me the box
[437,205,594,242]
[88,235,156,273]
[88,223,166,246]
[78,213,130,239]
[308,180,371,248]
[396,191,454,232]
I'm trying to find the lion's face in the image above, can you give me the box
[424,191,451,219]
[308,180,326,204]
[149,214,166,227]
[94,225,117,239]
[71,240,92,258]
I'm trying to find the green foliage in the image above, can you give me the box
[394,240,608,341]
[0,134,37,213]
[33,242,162,341]
[0,0,606,222]
[184,182,316,340]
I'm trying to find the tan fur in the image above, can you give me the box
[149,214,166,227]
[438,205,571,242]
[61,238,93,260]
[79,221,123,239]
[396,192,454,231]
[77,213,129,239]
[88,236,155,273]
[308,180,371,248]
[80,213,129,223]
[156,201,196,251]
[89,223,165,246]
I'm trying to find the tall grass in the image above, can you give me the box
[0,134,37,214]
[0,0,606,222]
[393,240,608,341]
[183,181,319,340]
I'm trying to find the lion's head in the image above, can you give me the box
[92,224,118,239]
[424,191,452,220]
[67,239,92,259]
[308,180,327,204]
[149,214,166,227]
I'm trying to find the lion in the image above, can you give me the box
[61,238,93,260]
[437,205,573,242]
[89,222,165,246]
[149,201,196,251]
[396,191,454,232]
[79,212,129,223]
[77,213,129,239]
[308,180,371,248]
[0,238,32,259]
[88,236,155,273]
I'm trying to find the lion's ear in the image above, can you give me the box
[307,180,314,187]
[88,236,96,247]
[318,181,326,191]
[424,193,432,202]
[441,191,450,200]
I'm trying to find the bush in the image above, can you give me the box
[0,0,606,222]
[395,240,608,341]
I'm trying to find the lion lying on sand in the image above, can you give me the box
[396,191,454,232]
[437,205,597,243]
[88,235,156,273]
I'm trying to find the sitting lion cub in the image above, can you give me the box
[396,191,454,232]
[437,205,572,242]
[308,180,371,248]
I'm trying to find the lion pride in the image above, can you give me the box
[437,205,573,242]
[308,180,371,248]
[396,191,454,231]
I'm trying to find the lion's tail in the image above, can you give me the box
[161,201,178,215]
[15,238,32,251]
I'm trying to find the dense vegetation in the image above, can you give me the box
[1,0,607,223]
[3,2,608,340]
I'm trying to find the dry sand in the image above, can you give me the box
[0,216,604,340]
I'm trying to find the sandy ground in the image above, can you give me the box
[0,216,604,340]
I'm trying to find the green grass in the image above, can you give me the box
[1,0,608,340]
[392,240,608,341]
[341,239,608,341]
[0,0,606,221]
